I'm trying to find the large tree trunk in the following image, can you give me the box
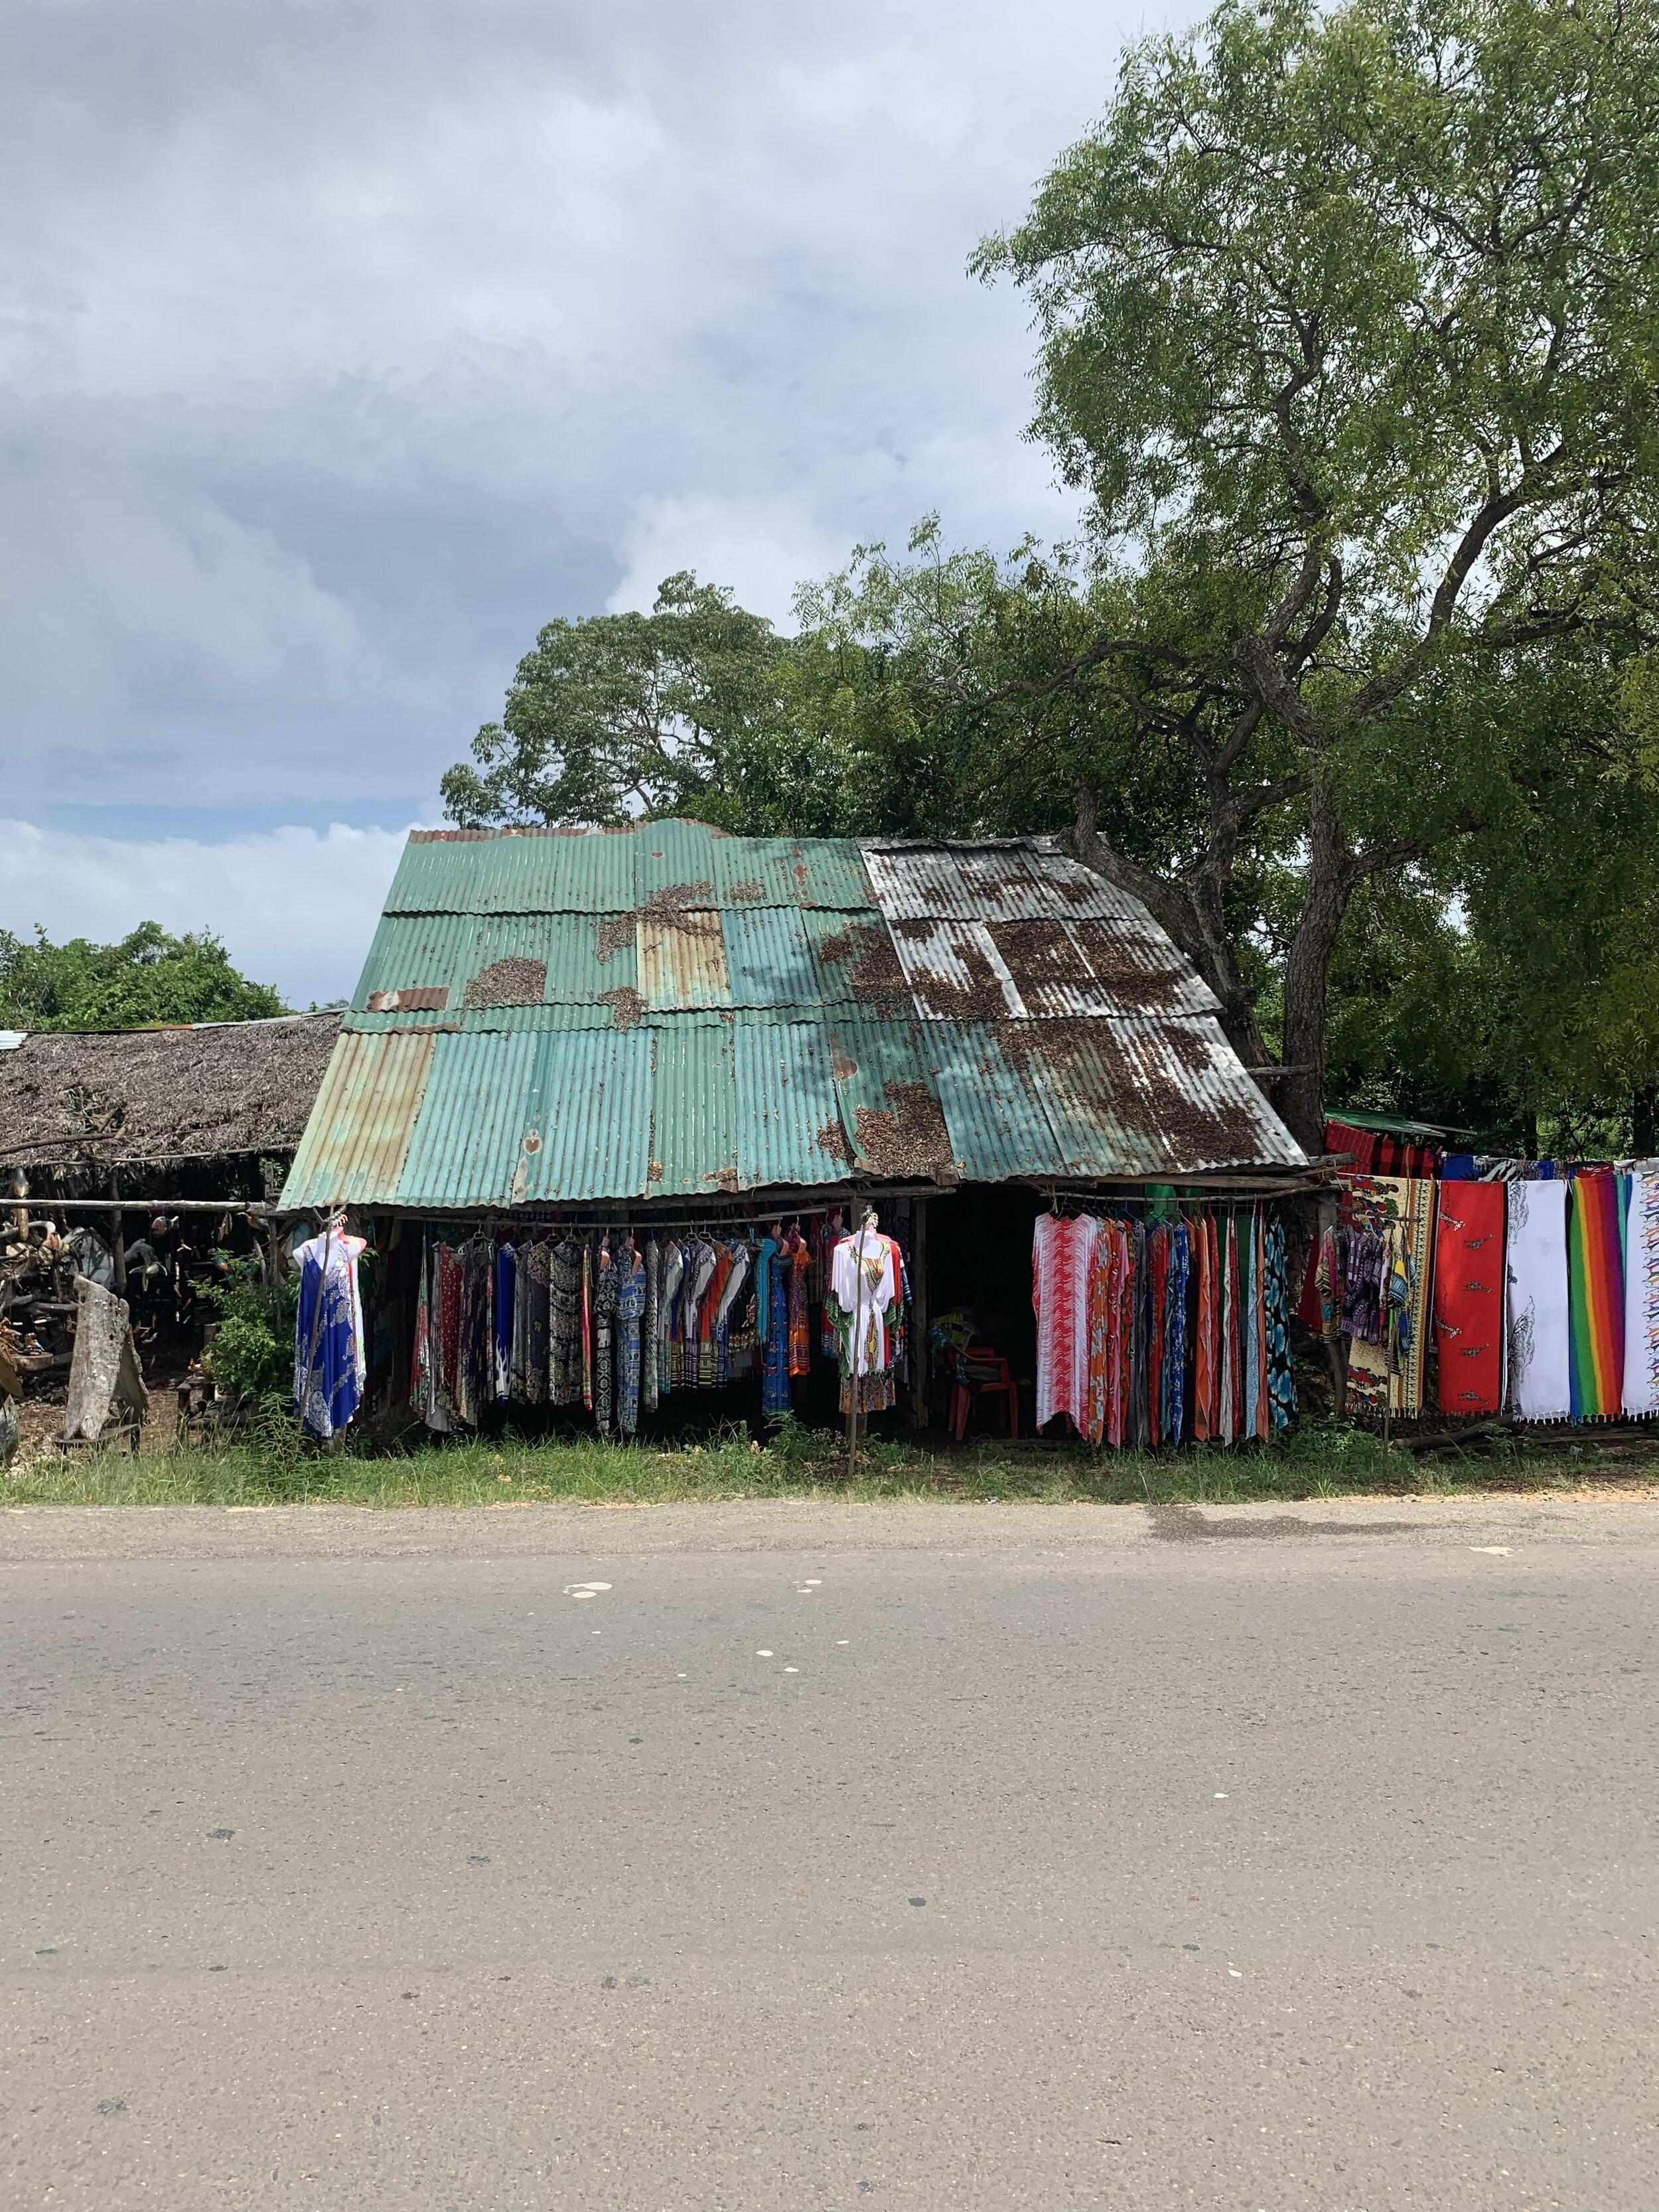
[1277,784,1351,1157]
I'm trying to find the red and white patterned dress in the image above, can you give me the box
[1033,1214,1099,1435]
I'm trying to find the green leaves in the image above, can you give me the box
[0,923,286,1031]
[439,573,788,827]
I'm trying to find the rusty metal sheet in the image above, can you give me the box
[922,1022,1066,1181]
[709,837,875,910]
[633,820,722,903]
[280,1030,435,1208]
[1001,1016,1303,1176]
[638,913,731,1010]
[884,918,1023,1021]
[351,913,642,1017]
[824,1016,952,1181]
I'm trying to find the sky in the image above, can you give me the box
[0,0,1191,1007]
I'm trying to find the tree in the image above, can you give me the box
[0,922,286,1031]
[441,572,790,827]
[972,0,1659,1148]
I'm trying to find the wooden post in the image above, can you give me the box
[909,1199,929,1430]
[108,1171,127,1295]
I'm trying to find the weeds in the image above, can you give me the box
[3,1415,1653,1508]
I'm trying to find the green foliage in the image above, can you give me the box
[440,572,790,827]
[200,1260,299,1405]
[439,0,1659,1149]
[0,922,286,1031]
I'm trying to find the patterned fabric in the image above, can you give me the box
[591,1248,618,1434]
[1161,1222,1189,1445]
[1085,1225,1112,1447]
[642,1238,660,1414]
[1145,1226,1169,1447]
[1032,1213,1100,1436]
[1344,1175,1435,1418]
[614,1252,646,1436]
[494,1242,516,1403]
[293,1229,366,1441]
[1129,1220,1151,1448]
[1433,1182,1506,1414]
[1216,1217,1238,1443]
[1568,1171,1625,1420]
[787,1232,812,1376]
[581,1240,593,1410]
[762,1266,792,1416]
[521,1239,552,1404]
[1264,1210,1296,1433]
[1506,1179,1571,1420]
[1191,1218,1214,1443]
[435,1243,462,1415]
[656,1240,684,1396]
[1239,1218,1262,1441]
[1623,1173,1659,1417]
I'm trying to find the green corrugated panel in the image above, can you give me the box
[824,1016,952,1179]
[925,1021,1069,1181]
[280,1031,435,1207]
[384,828,637,915]
[350,913,638,1015]
[390,1029,656,1207]
[721,907,821,1010]
[648,1022,739,1195]
[394,1031,546,1207]
[709,837,873,909]
[800,907,912,1013]
[634,820,720,901]
[733,1021,849,1189]
[520,1028,656,1201]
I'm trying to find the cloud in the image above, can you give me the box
[607,494,854,627]
[0,820,412,1007]
[0,0,1191,814]
[0,0,1198,997]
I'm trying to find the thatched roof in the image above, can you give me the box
[0,1011,342,1172]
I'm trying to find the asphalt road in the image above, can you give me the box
[3,1495,1656,2211]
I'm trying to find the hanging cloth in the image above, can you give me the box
[1032,1213,1098,1436]
[1567,1171,1625,1420]
[1432,1183,1506,1415]
[1162,1222,1190,1445]
[293,1228,368,1442]
[494,1240,516,1403]
[1263,1209,1296,1432]
[614,1252,647,1437]
[642,1236,661,1414]
[1190,1217,1214,1444]
[1506,1179,1571,1421]
[1623,1172,1659,1418]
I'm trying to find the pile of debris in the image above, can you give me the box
[0,1218,149,1461]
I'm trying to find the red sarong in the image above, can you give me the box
[1433,1182,1506,1414]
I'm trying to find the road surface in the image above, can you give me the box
[3,1493,1655,2209]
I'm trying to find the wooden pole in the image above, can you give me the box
[910,1199,929,1430]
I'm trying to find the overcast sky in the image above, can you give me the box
[0,0,1190,1004]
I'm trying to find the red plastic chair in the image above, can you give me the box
[950,1350,1019,1441]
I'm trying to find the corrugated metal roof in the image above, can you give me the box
[386,826,637,915]
[282,821,1305,1205]
[281,1030,434,1206]
[733,1022,850,1190]
[709,836,875,910]
[648,1023,738,1195]
[638,913,731,1010]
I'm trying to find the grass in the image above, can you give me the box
[5,1410,1656,1509]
